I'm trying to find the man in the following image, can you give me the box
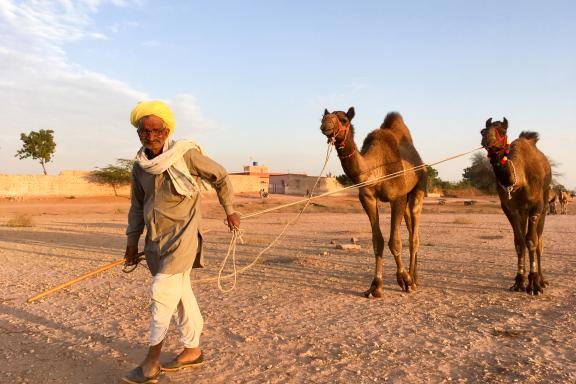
[122,100,240,383]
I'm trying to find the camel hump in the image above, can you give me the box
[380,112,413,143]
[519,131,540,144]
[381,112,405,130]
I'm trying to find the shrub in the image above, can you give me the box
[452,216,474,225]
[6,214,34,227]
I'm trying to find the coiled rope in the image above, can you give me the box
[211,144,335,291]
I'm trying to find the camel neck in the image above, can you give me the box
[487,141,516,188]
[492,160,515,188]
[336,138,363,182]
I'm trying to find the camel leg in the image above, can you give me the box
[526,211,544,295]
[536,211,548,288]
[403,208,413,282]
[406,188,424,287]
[359,191,384,298]
[503,208,528,291]
[390,197,413,292]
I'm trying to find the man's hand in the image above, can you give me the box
[226,212,241,230]
[124,245,140,266]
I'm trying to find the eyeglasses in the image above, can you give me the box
[137,128,168,137]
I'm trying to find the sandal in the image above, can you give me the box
[121,366,161,384]
[161,352,204,372]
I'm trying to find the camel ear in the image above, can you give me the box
[346,107,355,121]
[324,109,329,116]
[502,117,508,130]
[485,118,492,128]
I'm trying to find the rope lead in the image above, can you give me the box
[208,145,483,292]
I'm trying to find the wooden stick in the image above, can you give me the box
[26,253,143,303]
[26,229,214,304]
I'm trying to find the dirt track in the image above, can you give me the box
[1,194,574,383]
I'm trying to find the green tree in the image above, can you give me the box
[427,166,443,191]
[547,157,564,186]
[15,129,56,175]
[336,174,353,186]
[426,165,460,191]
[462,152,497,194]
[92,159,134,197]
[462,153,564,195]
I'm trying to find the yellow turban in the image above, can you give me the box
[130,100,175,134]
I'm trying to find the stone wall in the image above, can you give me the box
[227,175,265,193]
[0,171,263,198]
[269,174,345,196]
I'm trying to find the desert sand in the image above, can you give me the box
[0,193,574,383]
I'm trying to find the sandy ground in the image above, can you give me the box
[0,193,575,383]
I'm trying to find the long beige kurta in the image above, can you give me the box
[126,148,235,275]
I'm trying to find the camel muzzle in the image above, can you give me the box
[320,121,337,137]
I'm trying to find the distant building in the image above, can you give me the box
[229,161,345,196]
[230,161,270,192]
[269,173,343,195]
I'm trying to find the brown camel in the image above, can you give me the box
[559,190,570,214]
[481,118,551,295]
[548,186,557,215]
[320,107,427,298]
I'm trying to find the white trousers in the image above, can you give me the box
[149,268,204,348]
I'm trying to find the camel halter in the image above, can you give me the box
[483,127,516,199]
[485,127,510,167]
[324,114,356,158]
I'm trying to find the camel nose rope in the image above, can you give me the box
[208,145,483,292]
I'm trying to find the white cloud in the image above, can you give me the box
[0,0,215,175]
[171,94,218,134]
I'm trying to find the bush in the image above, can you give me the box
[92,159,134,196]
[453,216,475,225]
[6,214,34,227]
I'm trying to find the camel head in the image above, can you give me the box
[481,117,508,150]
[320,107,355,143]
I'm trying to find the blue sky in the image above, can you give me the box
[1,0,575,188]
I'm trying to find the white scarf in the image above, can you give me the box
[135,139,204,197]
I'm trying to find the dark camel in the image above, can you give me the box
[558,190,570,215]
[481,118,551,295]
[548,186,557,215]
[320,107,427,298]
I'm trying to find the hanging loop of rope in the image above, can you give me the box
[217,227,244,292]
[209,143,335,291]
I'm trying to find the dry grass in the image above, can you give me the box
[5,214,34,227]
[478,234,504,240]
[452,216,475,225]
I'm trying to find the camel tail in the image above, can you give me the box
[381,112,413,143]
[519,131,540,144]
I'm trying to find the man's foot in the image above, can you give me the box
[140,360,162,378]
[162,348,204,372]
[121,366,161,384]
